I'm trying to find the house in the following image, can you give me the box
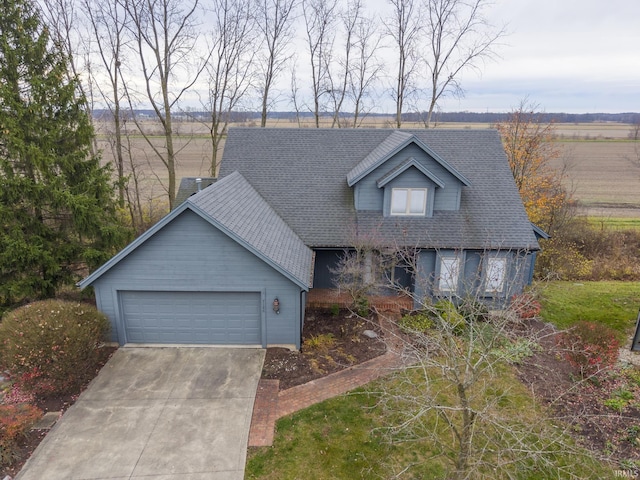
[79,128,543,349]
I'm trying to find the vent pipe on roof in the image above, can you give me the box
[195,177,202,192]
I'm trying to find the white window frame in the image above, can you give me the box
[485,257,507,294]
[438,255,461,292]
[390,188,427,216]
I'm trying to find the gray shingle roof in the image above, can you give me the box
[188,171,314,289]
[347,130,413,184]
[174,177,217,207]
[79,171,314,290]
[219,128,539,251]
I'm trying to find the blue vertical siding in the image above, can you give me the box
[354,143,464,213]
[412,249,530,309]
[91,210,302,348]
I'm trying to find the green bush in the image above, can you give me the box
[0,299,110,397]
[399,312,434,333]
[0,403,42,466]
[354,295,370,317]
[434,299,466,336]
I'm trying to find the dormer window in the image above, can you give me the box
[391,188,427,216]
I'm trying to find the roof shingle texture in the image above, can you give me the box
[219,128,539,251]
[174,177,217,206]
[188,171,314,289]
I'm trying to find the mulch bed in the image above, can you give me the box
[516,318,640,465]
[1,345,117,479]
[261,307,387,390]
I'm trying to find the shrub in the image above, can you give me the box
[492,338,540,364]
[434,300,466,336]
[0,403,42,466]
[510,293,541,319]
[398,312,434,333]
[2,383,35,405]
[354,295,370,318]
[303,333,336,353]
[603,388,633,413]
[457,297,490,323]
[555,321,620,378]
[0,299,110,397]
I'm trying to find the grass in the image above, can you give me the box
[537,281,640,336]
[245,355,612,479]
[246,281,640,478]
[245,389,397,479]
[587,217,640,230]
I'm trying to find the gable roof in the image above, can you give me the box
[79,171,314,290]
[219,128,539,251]
[376,157,445,188]
[346,131,470,187]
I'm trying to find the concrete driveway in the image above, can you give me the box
[16,347,265,480]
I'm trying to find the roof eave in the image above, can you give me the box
[376,157,446,188]
[347,134,471,187]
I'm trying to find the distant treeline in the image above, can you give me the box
[93,109,640,125]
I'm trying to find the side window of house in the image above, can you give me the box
[438,255,461,292]
[485,257,507,294]
[391,188,427,216]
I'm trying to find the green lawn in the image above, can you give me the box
[246,361,612,479]
[245,389,405,479]
[245,281,636,479]
[537,281,640,335]
[587,217,640,230]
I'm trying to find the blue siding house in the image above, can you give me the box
[80,128,542,349]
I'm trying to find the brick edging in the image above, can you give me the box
[248,350,405,447]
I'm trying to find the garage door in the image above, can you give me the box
[120,291,262,345]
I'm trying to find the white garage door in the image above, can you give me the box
[120,291,262,345]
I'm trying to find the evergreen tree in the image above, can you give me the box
[0,0,130,305]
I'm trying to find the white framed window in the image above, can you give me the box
[391,188,427,216]
[485,257,507,293]
[439,256,461,292]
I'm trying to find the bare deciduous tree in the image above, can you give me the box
[82,0,129,206]
[384,0,422,128]
[255,0,298,127]
[302,0,338,128]
[347,4,383,128]
[39,0,98,153]
[334,243,606,478]
[124,0,205,209]
[203,0,256,175]
[289,61,303,127]
[421,0,505,128]
[326,0,358,128]
[628,116,640,141]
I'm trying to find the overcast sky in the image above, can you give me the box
[439,0,640,113]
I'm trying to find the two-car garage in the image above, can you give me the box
[120,291,262,345]
[79,173,314,350]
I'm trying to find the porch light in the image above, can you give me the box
[272,297,280,314]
